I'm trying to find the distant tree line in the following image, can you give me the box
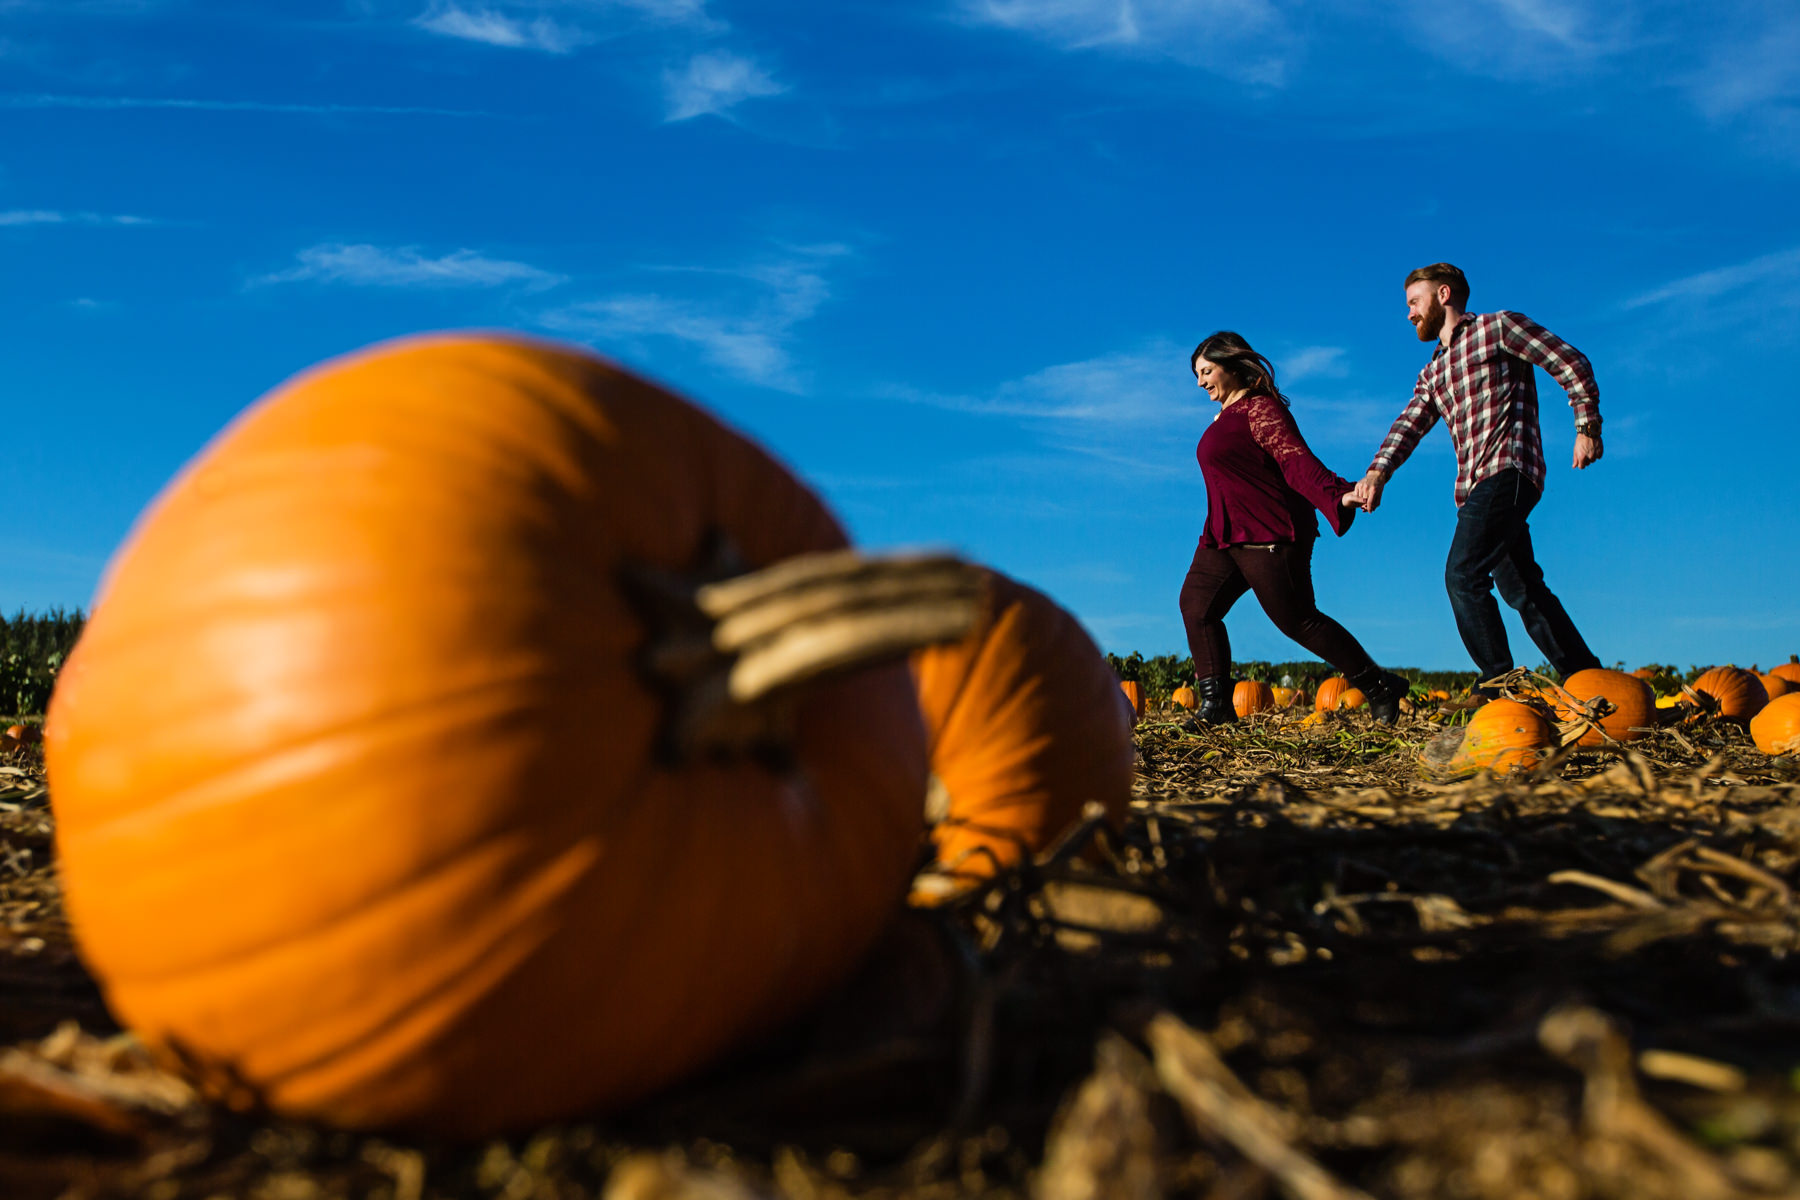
[1105,652,1748,701]
[3,608,86,718]
[0,605,1774,717]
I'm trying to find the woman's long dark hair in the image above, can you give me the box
[1190,330,1289,406]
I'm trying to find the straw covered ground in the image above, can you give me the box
[5,704,1800,1200]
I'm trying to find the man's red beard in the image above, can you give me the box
[1414,297,1446,341]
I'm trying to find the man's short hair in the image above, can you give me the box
[1404,262,1470,308]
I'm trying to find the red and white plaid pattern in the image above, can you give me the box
[1369,311,1600,506]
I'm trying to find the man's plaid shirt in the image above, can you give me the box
[1368,311,1601,507]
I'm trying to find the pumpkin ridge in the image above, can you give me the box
[129,827,605,1095]
[73,759,618,987]
[55,663,625,842]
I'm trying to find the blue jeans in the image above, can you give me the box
[1446,469,1600,686]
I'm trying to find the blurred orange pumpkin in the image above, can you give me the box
[1690,666,1769,721]
[45,335,943,1136]
[1771,662,1800,687]
[912,569,1135,887]
[1171,685,1197,710]
[1233,680,1275,717]
[1118,680,1145,722]
[1421,699,1554,778]
[1314,676,1350,711]
[1760,673,1792,701]
[1339,687,1368,710]
[1546,668,1655,745]
[1751,694,1800,756]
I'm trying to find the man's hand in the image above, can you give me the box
[1573,433,1603,469]
[1348,470,1386,513]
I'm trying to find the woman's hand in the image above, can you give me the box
[1348,471,1386,512]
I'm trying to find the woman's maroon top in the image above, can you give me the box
[1196,393,1356,548]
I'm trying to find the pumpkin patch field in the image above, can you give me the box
[7,676,1800,1200]
[6,339,1800,1198]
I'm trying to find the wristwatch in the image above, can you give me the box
[1576,420,1602,439]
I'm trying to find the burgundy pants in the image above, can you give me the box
[1178,538,1378,680]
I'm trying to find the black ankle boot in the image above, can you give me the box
[1351,668,1411,725]
[1193,676,1237,726]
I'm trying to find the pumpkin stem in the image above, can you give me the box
[626,545,985,762]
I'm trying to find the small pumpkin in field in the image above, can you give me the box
[1760,673,1791,700]
[1689,666,1769,721]
[1118,680,1145,722]
[1270,685,1295,707]
[3,724,39,749]
[911,569,1135,890]
[1751,694,1800,756]
[1546,668,1655,745]
[1171,684,1197,711]
[45,334,976,1137]
[1420,699,1555,779]
[1233,680,1274,717]
[1314,676,1350,711]
[1771,663,1800,688]
[1339,687,1368,711]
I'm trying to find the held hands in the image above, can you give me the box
[1573,433,1603,469]
[1344,470,1386,513]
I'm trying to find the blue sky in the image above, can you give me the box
[5,0,1798,671]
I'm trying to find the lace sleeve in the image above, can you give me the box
[1244,396,1311,465]
[1244,396,1356,537]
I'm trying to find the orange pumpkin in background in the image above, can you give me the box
[1771,662,1800,688]
[1751,694,1800,756]
[911,569,1136,888]
[1339,687,1368,710]
[1171,685,1198,711]
[1314,676,1350,711]
[1547,668,1656,745]
[1233,680,1275,717]
[45,335,948,1137]
[1689,666,1769,721]
[1118,680,1145,722]
[1760,673,1792,701]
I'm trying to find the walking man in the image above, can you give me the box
[1348,262,1604,693]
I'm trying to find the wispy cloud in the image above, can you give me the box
[1685,9,1800,118]
[955,0,1291,85]
[662,50,785,121]
[252,243,567,290]
[1277,345,1349,385]
[539,244,847,390]
[0,209,156,226]
[1622,246,1800,309]
[412,2,595,53]
[599,0,718,27]
[1394,0,1638,80]
[1479,0,1594,49]
[1,92,489,118]
[409,0,722,51]
[892,343,1191,426]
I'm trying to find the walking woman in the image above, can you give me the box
[1180,331,1409,724]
